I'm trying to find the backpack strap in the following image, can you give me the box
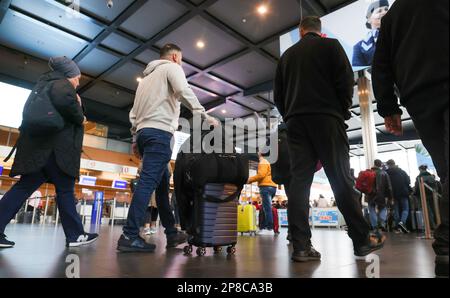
[3,141,18,163]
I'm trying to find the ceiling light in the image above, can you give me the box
[196,40,205,49]
[136,77,142,82]
[222,109,227,114]
[257,4,268,16]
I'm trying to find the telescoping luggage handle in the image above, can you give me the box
[202,184,242,203]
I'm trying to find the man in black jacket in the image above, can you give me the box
[386,159,411,233]
[0,57,97,249]
[372,0,448,277]
[274,17,385,262]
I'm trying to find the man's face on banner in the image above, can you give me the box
[368,6,389,29]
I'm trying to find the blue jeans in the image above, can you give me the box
[260,186,277,230]
[0,154,84,241]
[123,128,175,239]
[368,202,387,230]
[394,197,410,225]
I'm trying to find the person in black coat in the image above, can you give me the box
[274,16,385,263]
[385,159,411,233]
[372,0,448,278]
[0,57,98,249]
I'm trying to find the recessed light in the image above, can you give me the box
[257,4,268,16]
[196,40,205,49]
[136,77,142,82]
[222,109,227,114]
[242,18,247,23]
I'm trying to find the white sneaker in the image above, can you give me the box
[150,227,157,234]
[258,229,274,236]
[143,228,152,236]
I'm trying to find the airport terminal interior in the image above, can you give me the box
[0,0,447,279]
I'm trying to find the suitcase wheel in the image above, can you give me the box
[213,246,223,254]
[196,247,207,257]
[183,245,193,255]
[226,246,236,255]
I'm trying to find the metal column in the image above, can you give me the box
[358,73,378,169]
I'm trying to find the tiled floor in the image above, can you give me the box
[0,223,436,278]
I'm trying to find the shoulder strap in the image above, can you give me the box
[3,140,18,163]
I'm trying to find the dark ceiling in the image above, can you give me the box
[0,0,417,146]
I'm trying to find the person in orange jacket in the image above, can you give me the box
[248,153,278,236]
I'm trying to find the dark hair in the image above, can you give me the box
[300,16,322,32]
[160,44,182,58]
[374,159,383,168]
[419,165,428,171]
[386,159,396,166]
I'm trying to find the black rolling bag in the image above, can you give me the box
[174,150,248,257]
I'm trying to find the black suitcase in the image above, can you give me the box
[183,183,239,256]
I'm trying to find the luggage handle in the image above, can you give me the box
[202,189,242,203]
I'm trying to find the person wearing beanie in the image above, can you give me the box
[352,0,390,67]
[0,56,98,249]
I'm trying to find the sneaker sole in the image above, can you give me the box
[399,226,410,234]
[117,245,156,253]
[0,244,14,248]
[67,237,98,248]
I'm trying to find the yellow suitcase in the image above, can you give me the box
[237,204,257,236]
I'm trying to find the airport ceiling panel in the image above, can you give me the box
[209,101,252,120]
[207,0,301,43]
[10,0,104,40]
[183,63,198,77]
[378,143,402,153]
[0,46,49,85]
[320,0,353,11]
[0,10,87,60]
[101,32,140,55]
[156,15,247,68]
[79,0,135,23]
[231,95,272,112]
[263,40,281,59]
[82,81,134,108]
[135,49,160,65]
[189,0,206,5]
[347,129,363,141]
[104,61,145,91]
[189,75,240,96]
[258,91,274,103]
[120,0,187,40]
[191,86,220,105]
[77,48,121,77]
[212,52,277,88]
[79,75,93,90]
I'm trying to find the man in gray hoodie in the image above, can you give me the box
[117,44,218,253]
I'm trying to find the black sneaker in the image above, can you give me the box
[292,246,321,262]
[117,234,156,253]
[398,222,410,234]
[166,232,187,248]
[0,234,15,248]
[354,233,386,257]
[66,233,99,247]
[435,255,449,278]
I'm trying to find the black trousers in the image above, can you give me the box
[286,115,370,251]
[409,104,449,256]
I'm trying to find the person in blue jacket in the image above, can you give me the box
[352,0,390,67]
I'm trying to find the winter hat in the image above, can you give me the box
[366,0,390,29]
[48,56,81,78]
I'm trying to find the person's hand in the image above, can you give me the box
[132,142,141,160]
[384,114,403,136]
[76,94,82,106]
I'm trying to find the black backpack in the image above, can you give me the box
[21,81,65,137]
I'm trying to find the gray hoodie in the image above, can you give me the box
[129,60,209,141]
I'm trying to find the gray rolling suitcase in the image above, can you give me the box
[183,183,239,256]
